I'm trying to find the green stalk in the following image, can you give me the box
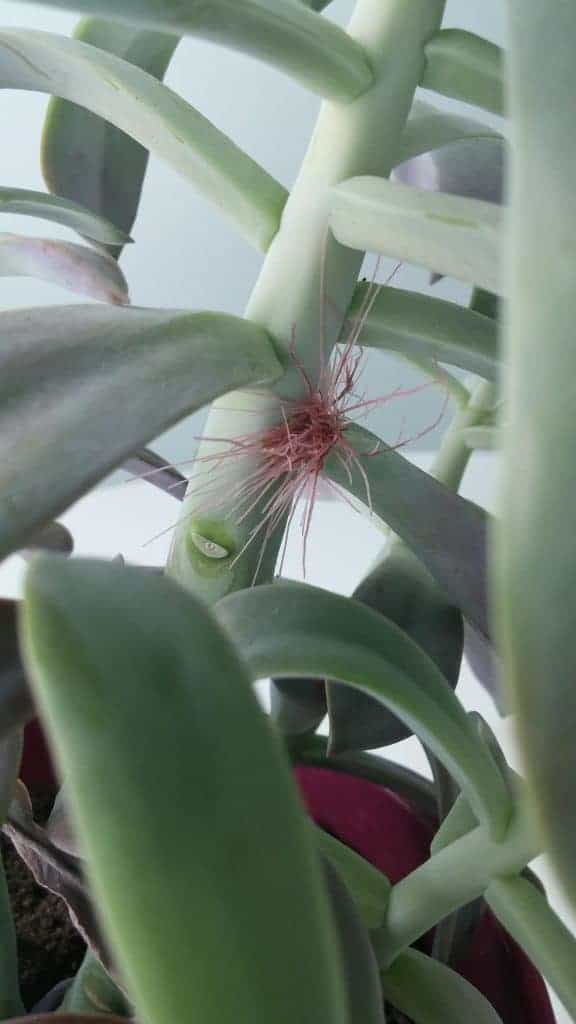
[486,875,576,1019]
[168,0,447,600]
[0,857,24,1019]
[373,797,539,967]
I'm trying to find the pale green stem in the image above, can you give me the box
[168,0,447,601]
[373,796,540,967]
[486,875,576,1020]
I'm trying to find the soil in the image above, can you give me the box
[2,787,85,1010]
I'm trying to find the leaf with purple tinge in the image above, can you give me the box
[395,100,500,166]
[464,623,507,715]
[327,546,463,753]
[393,136,505,285]
[4,781,113,970]
[123,448,187,501]
[325,424,490,642]
[0,234,129,304]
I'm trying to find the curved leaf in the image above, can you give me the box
[12,1,372,103]
[270,677,327,736]
[322,859,386,1024]
[324,423,490,641]
[0,29,286,251]
[395,100,499,165]
[61,951,127,1016]
[43,20,179,258]
[317,831,390,931]
[21,557,347,1024]
[0,601,34,740]
[381,947,503,1024]
[0,305,281,561]
[486,876,576,1020]
[422,29,504,117]
[327,545,463,752]
[497,0,576,911]
[330,177,502,293]
[0,233,129,303]
[348,282,499,381]
[0,187,130,246]
[216,582,511,836]
[20,522,74,558]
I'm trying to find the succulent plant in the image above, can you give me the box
[0,2,574,1023]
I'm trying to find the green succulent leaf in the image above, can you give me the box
[0,187,131,247]
[324,423,490,641]
[330,177,502,293]
[0,602,34,740]
[217,582,511,837]
[0,29,286,251]
[0,233,129,303]
[327,545,463,752]
[347,282,499,381]
[317,830,390,930]
[395,99,499,165]
[381,947,503,1023]
[0,306,281,561]
[12,0,372,103]
[42,20,179,258]
[322,859,386,1024]
[422,29,504,117]
[496,0,576,911]
[21,557,347,1024]
[270,677,327,736]
[486,876,576,1020]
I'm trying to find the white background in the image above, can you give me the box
[1,2,572,1021]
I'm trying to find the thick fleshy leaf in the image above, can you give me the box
[330,177,502,293]
[122,448,187,501]
[290,735,437,821]
[381,947,503,1024]
[270,677,327,736]
[317,830,390,930]
[328,545,463,752]
[496,0,576,912]
[61,951,128,1016]
[0,602,34,740]
[0,734,22,828]
[348,282,499,381]
[20,522,74,558]
[43,21,179,258]
[394,138,504,206]
[0,306,281,561]
[322,859,386,1024]
[464,622,506,713]
[0,29,286,251]
[486,876,576,1021]
[21,557,347,1024]
[0,188,130,247]
[422,29,504,117]
[324,423,490,641]
[395,100,499,165]
[0,233,129,303]
[13,1,372,103]
[217,582,511,836]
